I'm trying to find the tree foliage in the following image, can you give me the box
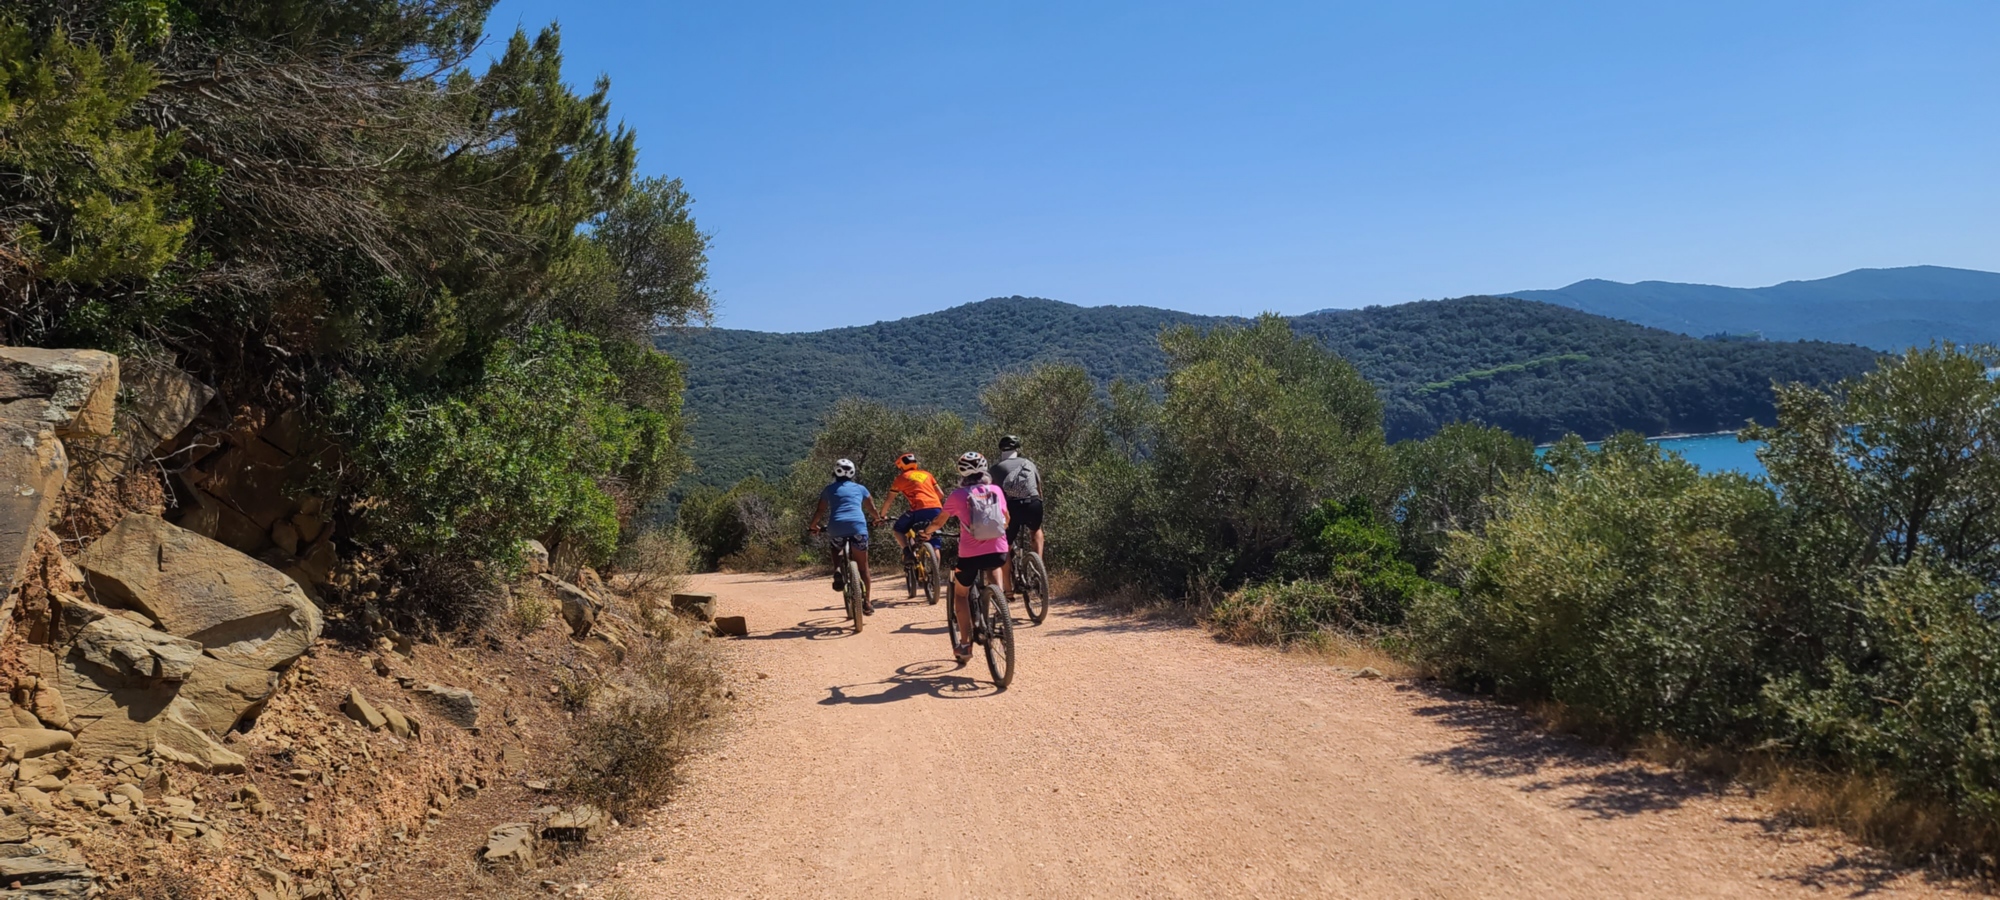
[1,0,705,621]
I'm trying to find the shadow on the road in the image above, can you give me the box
[820,659,999,704]
[1036,596,1195,638]
[1761,846,1938,897]
[1404,685,1718,819]
[892,618,951,637]
[738,615,859,641]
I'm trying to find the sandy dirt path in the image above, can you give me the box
[593,572,1973,899]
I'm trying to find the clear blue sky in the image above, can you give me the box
[485,1,2000,332]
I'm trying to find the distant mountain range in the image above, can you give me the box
[661,297,1878,487]
[1501,265,2000,351]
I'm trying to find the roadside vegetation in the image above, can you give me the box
[2,0,725,851]
[1,0,707,626]
[696,317,1999,874]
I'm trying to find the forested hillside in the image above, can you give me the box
[1504,265,2000,350]
[661,296,1879,485]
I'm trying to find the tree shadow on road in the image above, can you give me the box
[819,659,999,705]
[1402,682,1956,896]
[1037,596,1198,638]
[1402,684,1719,818]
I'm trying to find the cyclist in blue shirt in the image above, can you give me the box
[808,458,884,611]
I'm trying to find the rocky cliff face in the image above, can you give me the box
[0,347,703,899]
[0,349,335,895]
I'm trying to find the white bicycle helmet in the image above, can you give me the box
[956,451,988,475]
[833,458,857,479]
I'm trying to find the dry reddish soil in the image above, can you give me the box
[580,572,1978,900]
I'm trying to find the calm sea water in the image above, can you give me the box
[1548,432,1768,475]
[1651,433,1766,475]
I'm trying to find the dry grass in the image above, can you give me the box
[507,590,551,636]
[615,527,696,598]
[1600,728,2000,880]
[560,621,727,819]
[1749,764,1998,878]
[1291,630,1418,677]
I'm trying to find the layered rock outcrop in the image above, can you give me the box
[1,349,118,604]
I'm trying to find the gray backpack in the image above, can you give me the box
[963,484,1007,542]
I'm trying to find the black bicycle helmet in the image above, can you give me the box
[998,434,1021,452]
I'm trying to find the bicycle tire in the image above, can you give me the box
[844,560,864,633]
[945,582,963,659]
[1020,551,1050,625]
[921,545,941,604]
[904,561,917,600]
[983,585,1015,689]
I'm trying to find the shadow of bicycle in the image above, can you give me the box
[820,658,998,704]
[737,614,860,641]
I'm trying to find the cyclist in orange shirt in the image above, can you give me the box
[880,453,946,560]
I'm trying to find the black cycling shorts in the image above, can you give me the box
[1005,496,1043,544]
[954,552,1006,586]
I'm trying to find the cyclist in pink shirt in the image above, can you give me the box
[923,451,1011,661]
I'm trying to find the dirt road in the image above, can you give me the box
[595,572,1970,899]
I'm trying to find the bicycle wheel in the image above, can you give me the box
[1021,551,1050,625]
[904,559,917,599]
[944,583,964,659]
[844,560,864,633]
[982,585,1015,689]
[921,545,941,604]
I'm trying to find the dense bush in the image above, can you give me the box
[339,327,680,569]
[1412,435,1793,741]
[676,477,796,571]
[1392,422,1538,574]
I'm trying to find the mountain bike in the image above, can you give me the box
[1010,544,1049,625]
[894,521,942,604]
[824,533,867,633]
[945,567,1015,690]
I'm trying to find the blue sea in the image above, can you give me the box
[1555,432,1768,476]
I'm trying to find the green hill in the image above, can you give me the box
[659,296,1881,486]
[1502,265,2000,351]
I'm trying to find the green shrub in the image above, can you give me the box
[1765,565,2000,827]
[1412,434,1790,741]
[339,327,669,575]
[678,477,796,570]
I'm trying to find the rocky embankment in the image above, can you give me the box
[2,349,704,898]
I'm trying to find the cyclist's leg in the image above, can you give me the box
[950,569,975,651]
[851,534,872,591]
[1002,512,1023,593]
[826,537,845,590]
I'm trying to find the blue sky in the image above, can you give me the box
[485,1,2000,332]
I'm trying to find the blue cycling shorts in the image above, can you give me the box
[894,508,944,548]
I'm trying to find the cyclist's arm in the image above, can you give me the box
[863,496,882,523]
[808,498,827,531]
[879,490,903,520]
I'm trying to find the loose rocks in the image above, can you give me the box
[415,685,479,729]
[670,593,717,623]
[483,822,537,870]
[342,690,387,731]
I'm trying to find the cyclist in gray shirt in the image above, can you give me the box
[991,435,1044,592]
